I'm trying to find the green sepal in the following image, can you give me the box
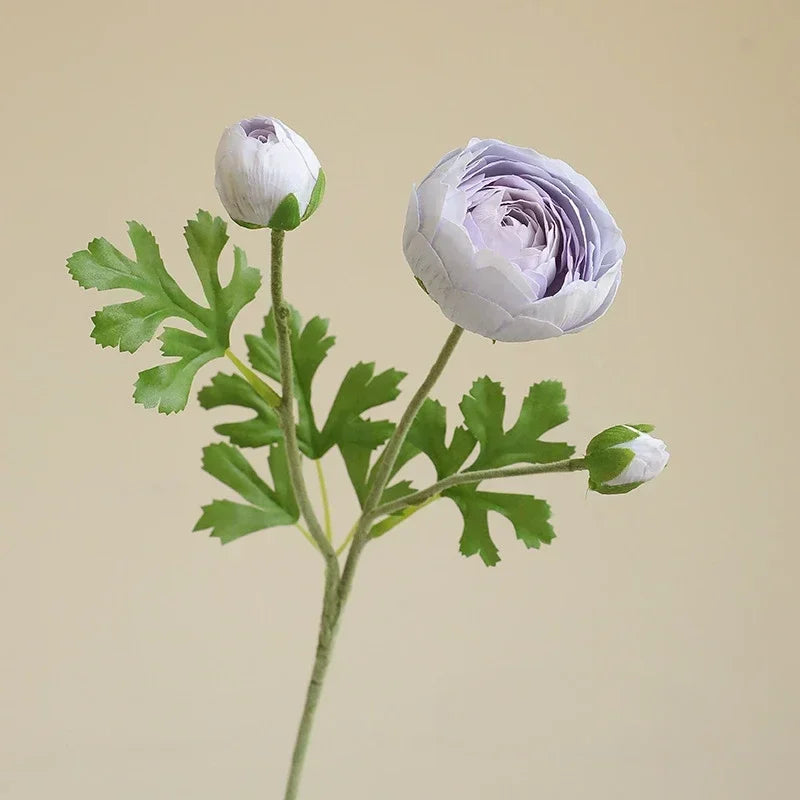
[629,423,655,433]
[232,219,266,230]
[268,193,302,231]
[301,170,326,221]
[588,479,644,496]
[586,446,635,486]
[586,424,640,455]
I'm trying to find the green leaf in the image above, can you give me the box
[446,486,554,566]
[380,480,416,505]
[338,417,396,505]
[198,373,282,448]
[406,398,476,479]
[246,307,335,454]
[477,491,555,550]
[460,378,575,470]
[90,296,172,353]
[67,211,261,413]
[448,487,500,567]
[319,362,405,504]
[193,500,287,545]
[319,362,406,453]
[134,329,223,414]
[194,442,299,544]
[268,441,298,519]
[201,442,277,507]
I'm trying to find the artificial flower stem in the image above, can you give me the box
[365,324,464,508]
[284,567,340,800]
[315,460,333,541]
[269,229,338,568]
[283,324,464,800]
[372,458,588,518]
[224,348,281,408]
[339,323,464,606]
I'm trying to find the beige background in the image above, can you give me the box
[1,0,798,797]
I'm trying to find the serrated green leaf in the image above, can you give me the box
[446,486,554,566]
[319,362,406,453]
[67,211,261,413]
[201,443,277,508]
[195,442,299,544]
[380,480,416,505]
[134,329,223,414]
[448,487,500,566]
[460,378,574,470]
[406,398,476,479]
[194,500,289,544]
[477,491,554,549]
[338,418,398,506]
[320,362,405,504]
[198,373,283,448]
[90,296,171,352]
[246,307,335,454]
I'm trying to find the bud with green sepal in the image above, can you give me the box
[585,424,669,495]
[215,116,325,231]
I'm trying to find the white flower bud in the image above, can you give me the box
[585,424,669,494]
[214,116,325,231]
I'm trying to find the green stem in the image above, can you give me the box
[224,348,281,408]
[315,460,333,541]
[337,324,464,630]
[372,458,588,518]
[269,229,338,569]
[364,324,464,509]
[283,566,341,800]
[282,323,464,800]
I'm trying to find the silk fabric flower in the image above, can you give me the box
[403,138,625,341]
[215,116,324,231]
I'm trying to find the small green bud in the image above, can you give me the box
[585,424,669,495]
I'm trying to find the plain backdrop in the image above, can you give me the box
[1,0,798,797]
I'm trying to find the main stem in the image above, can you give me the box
[281,320,464,800]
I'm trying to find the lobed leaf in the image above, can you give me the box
[67,211,261,413]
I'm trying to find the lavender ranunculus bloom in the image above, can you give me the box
[403,139,625,341]
[215,116,325,231]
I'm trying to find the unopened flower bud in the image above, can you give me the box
[215,116,325,231]
[585,424,669,495]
